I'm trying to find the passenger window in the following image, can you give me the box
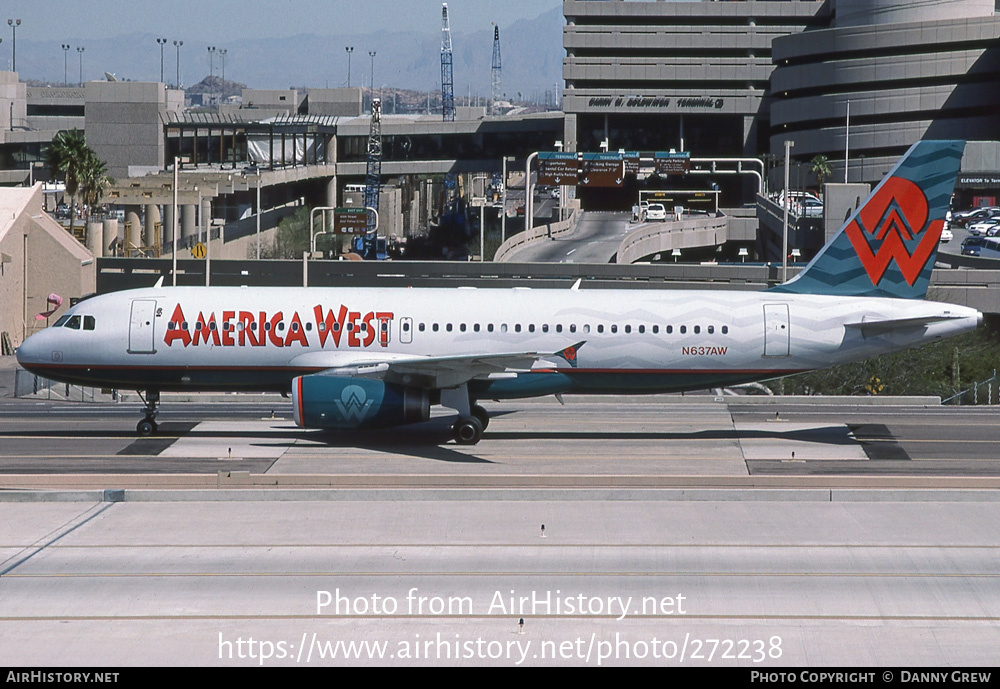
[694,325,700,334]
[446,323,453,332]
[708,325,714,334]
[419,323,425,332]
[597,324,604,334]
[556,325,563,333]
[583,324,590,333]
[515,324,521,333]
[501,324,508,333]
[610,325,617,334]
[529,324,535,333]
[474,324,480,332]
[488,324,494,332]
[433,323,439,332]
[722,325,729,334]
[460,323,466,332]
[624,325,631,334]
[638,325,645,334]
[666,325,673,334]
[542,324,549,333]
[680,325,687,334]
[652,325,659,334]
[403,322,411,332]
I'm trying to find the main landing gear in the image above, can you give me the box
[137,390,160,436]
[452,404,490,445]
[442,385,489,445]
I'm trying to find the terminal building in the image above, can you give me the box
[562,0,1000,210]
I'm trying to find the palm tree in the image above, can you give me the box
[78,150,113,227]
[45,129,89,234]
[810,154,832,193]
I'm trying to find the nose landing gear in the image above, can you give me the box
[137,390,160,436]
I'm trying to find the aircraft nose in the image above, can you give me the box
[15,330,51,368]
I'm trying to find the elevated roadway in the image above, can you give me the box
[502,212,632,263]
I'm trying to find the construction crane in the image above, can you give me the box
[353,97,382,259]
[491,24,502,117]
[440,3,455,122]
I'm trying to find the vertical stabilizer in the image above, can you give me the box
[770,140,964,299]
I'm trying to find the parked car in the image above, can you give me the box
[645,203,667,221]
[967,219,1000,236]
[952,207,1000,228]
[800,198,824,218]
[940,227,954,243]
[962,236,985,256]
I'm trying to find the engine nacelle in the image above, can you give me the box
[292,375,430,430]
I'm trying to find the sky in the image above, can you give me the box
[3,0,563,42]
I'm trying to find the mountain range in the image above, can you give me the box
[15,7,565,101]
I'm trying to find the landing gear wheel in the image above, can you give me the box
[452,416,484,445]
[470,404,490,430]
[136,389,161,436]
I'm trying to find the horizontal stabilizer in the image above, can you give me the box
[844,314,966,334]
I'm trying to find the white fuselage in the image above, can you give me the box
[16,285,981,398]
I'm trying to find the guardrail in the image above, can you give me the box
[616,213,729,265]
[493,209,580,262]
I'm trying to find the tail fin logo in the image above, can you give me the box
[845,176,942,287]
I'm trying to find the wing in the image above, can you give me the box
[289,350,540,389]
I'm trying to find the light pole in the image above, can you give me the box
[782,139,794,283]
[219,48,227,84]
[369,51,376,110]
[77,46,85,87]
[156,38,167,84]
[844,99,851,184]
[7,19,19,73]
[62,44,70,85]
[207,46,216,104]
[173,40,183,88]
[345,46,353,87]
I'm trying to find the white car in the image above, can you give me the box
[939,227,954,243]
[967,219,1000,236]
[645,203,667,221]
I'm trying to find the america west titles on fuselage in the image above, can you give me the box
[162,304,395,350]
[15,140,984,444]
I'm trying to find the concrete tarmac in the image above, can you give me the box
[1,496,999,666]
[3,369,1000,666]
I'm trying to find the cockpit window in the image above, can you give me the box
[64,315,81,330]
[53,315,70,327]
[84,316,96,330]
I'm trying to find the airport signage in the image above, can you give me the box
[654,151,691,175]
[584,97,725,110]
[579,153,624,188]
[957,176,1000,186]
[538,152,579,186]
[334,208,368,234]
[623,152,641,175]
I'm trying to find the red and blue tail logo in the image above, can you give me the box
[771,140,964,299]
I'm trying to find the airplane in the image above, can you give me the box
[15,140,981,445]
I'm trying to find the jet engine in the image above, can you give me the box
[292,375,430,429]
